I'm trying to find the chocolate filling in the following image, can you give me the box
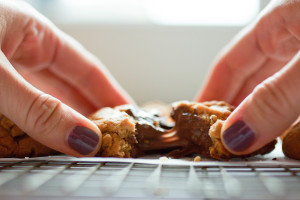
[122,105,214,158]
[117,102,276,159]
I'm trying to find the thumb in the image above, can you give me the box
[0,51,101,157]
[221,52,300,155]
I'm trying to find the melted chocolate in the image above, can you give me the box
[170,106,213,157]
[123,105,213,158]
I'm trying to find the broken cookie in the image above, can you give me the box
[0,114,58,157]
[89,101,277,159]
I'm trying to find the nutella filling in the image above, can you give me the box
[122,104,214,158]
[117,102,276,159]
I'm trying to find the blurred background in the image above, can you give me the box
[24,0,269,104]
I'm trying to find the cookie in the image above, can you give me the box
[0,114,58,157]
[89,106,137,157]
[282,121,300,160]
[90,101,276,159]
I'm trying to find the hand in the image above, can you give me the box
[0,1,134,157]
[196,0,300,155]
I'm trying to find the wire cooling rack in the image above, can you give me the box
[0,156,300,200]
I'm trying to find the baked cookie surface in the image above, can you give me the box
[282,121,300,160]
[89,101,277,159]
[0,114,58,157]
[89,107,137,158]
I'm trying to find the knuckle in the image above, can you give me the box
[25,94,63,136]
[251,76,296,120]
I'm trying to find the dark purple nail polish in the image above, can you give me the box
[68,126,99,155]
[223,120,255,152]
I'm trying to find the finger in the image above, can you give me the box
[49,32,135,108]
[0,51,102,157]
[18,68,97,116]
[1,2,133,109]
[196,0,300,104]
[231,59,287,106]
[221,51,300,155]
[10,14,134,108]
[196,25,267,103]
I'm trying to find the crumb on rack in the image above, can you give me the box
[159,156,169,161]
[194,156,201,162]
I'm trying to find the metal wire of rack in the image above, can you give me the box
[0,157,300,200]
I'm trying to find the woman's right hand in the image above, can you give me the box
[196,0,300,155]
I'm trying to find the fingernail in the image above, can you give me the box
[223,120,255,152]
[68,126,99,155]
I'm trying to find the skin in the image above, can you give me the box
[196,0,300,155]
[0,0,134,157]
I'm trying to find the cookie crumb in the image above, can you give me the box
[194,156,201,162]
[159,156,169,161]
